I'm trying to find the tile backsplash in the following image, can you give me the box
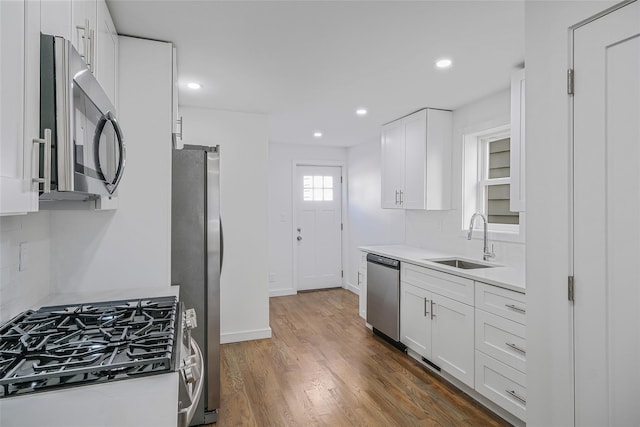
[0,212,51,323]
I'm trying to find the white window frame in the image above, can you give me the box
[462,125,523,242]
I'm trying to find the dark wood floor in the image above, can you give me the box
[214,288,510,426]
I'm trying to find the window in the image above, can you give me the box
[463,126,520,235]
[303,175,333,201]
[480,136,519,225]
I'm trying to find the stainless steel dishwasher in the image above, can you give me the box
[366,253,402,344]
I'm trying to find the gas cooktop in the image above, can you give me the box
[0,296,179,398]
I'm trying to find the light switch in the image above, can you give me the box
[19,242,28,272]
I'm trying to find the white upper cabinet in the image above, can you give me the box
[510,68,525,212]
[381,108,452,210]
[71,0,97,73]
[171,47,182,146]
[381,119,404,208]
[41,0,118,107]
[0,0,41,215]
[95,0,118,109]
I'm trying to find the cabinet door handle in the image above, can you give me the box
[176,116,183,139]
[395,190,399,204]
[430,300,436,319]
[424,298,430,317]
[88,26,94,73]
[505,342,526,355]
[506,389,526,405]
[357,272,361,286]
[399,190,403,205]
[32,129,51,193]
[505,304,526,314]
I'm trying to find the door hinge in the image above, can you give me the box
[567,68,575,96]
[340,176,343,184]
[341,223,343,231]
[341,270,343,278]
[568,275,575,302]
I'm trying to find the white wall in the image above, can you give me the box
[268,142,347,296]
[49,36,173,295]
[405,89,526,270]
[525,2,617,426]
[180,106,271,343]
[345,136,406,290]
[0,213,50,322]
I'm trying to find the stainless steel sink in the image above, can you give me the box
[428,258,495,269]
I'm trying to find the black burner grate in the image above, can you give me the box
[0,296,177,397]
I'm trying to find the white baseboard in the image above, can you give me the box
[344,281,359,295]
[220,327,272,344]
[269,288,297,297]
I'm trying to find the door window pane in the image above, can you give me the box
[302,175,335,201]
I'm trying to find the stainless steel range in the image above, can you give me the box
[0,296,179,398]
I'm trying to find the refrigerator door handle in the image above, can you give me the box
[220,216,224,271]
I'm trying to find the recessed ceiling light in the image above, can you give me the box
[356,108,368,116]
[435,58,453,69]
[187,82,202,89]
[313,132,323,138]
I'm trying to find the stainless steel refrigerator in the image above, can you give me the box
[171,145,221,425]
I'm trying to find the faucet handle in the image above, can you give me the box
[485,244,496,260]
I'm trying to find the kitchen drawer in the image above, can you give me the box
[475,309,526,373]
[402,263,474,305]
[475,350,526,422]
[475,282,526,325]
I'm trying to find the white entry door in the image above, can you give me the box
[573,2,640,426]
[295,165,342,291]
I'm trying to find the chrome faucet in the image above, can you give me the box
[467,212,495,261]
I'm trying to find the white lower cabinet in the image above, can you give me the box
[399,262,526,422]
[431,293,474,386]
[358,251,367,319]
[401,282,432,358]
[400,264,474,388]
[474,281,527,422]
[475,351,526,421]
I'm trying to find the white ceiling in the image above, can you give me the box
[108,0,524,147]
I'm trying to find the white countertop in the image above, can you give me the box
[359,244,525,293]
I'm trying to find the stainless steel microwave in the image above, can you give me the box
[38,34,125,201]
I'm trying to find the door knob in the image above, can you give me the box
[297,236,302,241]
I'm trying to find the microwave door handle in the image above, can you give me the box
[109,116,126,194]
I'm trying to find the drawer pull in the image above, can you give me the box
[506,389,526,405]
[505,342,526,355]
[505,303,526,314]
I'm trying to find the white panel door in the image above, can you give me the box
[0,0,40,215]
[96,0,118,107]
[573,3,640,426]
[432,293,475,387]
[400,281,431,359]
[295,165,342,291]
[403,109,427,209]
[380,119,404,209]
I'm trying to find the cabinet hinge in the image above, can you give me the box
[567,69,575,96]
[568,275,575,302]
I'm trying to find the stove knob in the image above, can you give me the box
[183,366,196,384]
[184,308,197,330]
